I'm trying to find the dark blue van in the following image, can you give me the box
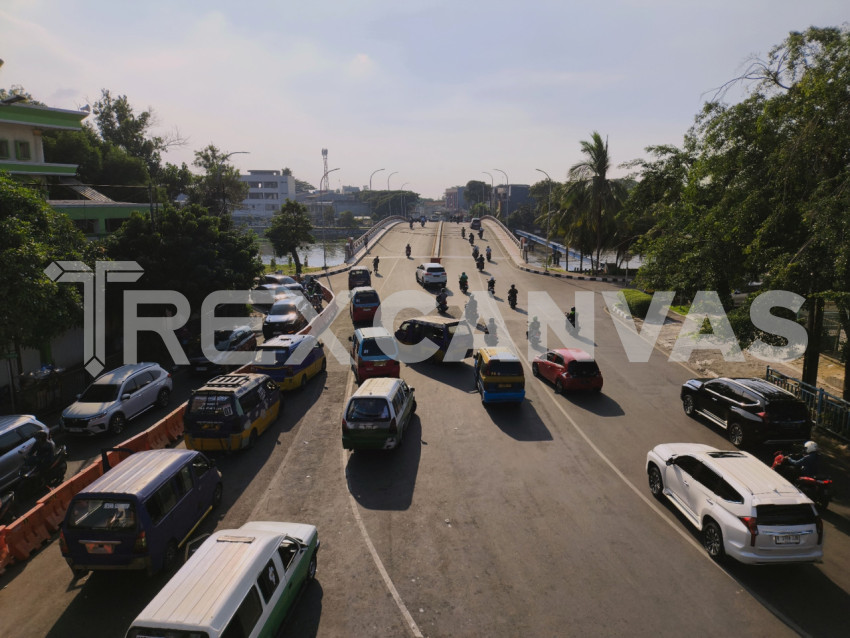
[60,449,222,577]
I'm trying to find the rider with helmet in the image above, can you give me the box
[507,284,518,304]
[487,276,496,294]
[26,430,56,473]
[373,255,380,274]
[436,287,448,310]
[786,441,820,477]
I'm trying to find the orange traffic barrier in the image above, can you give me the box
[37,486,75,533]
[120,429,153,454]
[5,507,51,560]
[165,412,184,442]
[147,420,170,449]
[0,528,11,574]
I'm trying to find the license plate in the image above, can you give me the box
[85,543,115,554]
[373,361,386,367]
[774,534,800,545]
[195,366,207,371]
[499,383,512,388]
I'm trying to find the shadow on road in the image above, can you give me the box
[567,391,625,417]
[486,399,553,442]
[345,418,422,511]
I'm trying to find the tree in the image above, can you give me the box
[469,202,489,218]
[266,200,315,275]
[507,205,537,232]
[281,168,315,193]
[189,145,249,217]
[339,210,357,229]
[567,132,628,270]
[0,172,92,375]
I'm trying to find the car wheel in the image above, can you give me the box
[300,374,307,390]
[532,363,540,378]
[248,429,258,448]
[555,379,563,395]
[648,465,664,500]
[306,553,317,581]
[411,399,417,414]
[163,540,179,571]
[682,394,695,416]
[212,483,223,509]
[156,388,170,409]
[321,357,327,372]
[703,520,725,562]
[728,422,746,448]
[109,413,126,434]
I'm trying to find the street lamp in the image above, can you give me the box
[368,168,385,224]
[218,150,249,216]
[387,171,398,218]
[321,167,340,269]
[482,172,494,217]
[493,168,508,219]
[536,168,553,272]
[369,168,384,191]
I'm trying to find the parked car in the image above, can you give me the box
[126,521,319,638]
[350,286,381,325]
[348,267,372,290]
[262,299,308,340]
[350,327,400,383]
[342,377,416,450]
[187,325,257,375]
[0,415,52,492]
[415,262,447,288]
[60,363,172,436]
[531,348,603,393]
[680,377,811,448]
[646,442,823,564]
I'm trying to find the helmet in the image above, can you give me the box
[533,316,538,322]
[511,284,516,288]
[34,430,48,442]
[803,441,818,454]
[462,272,466,276]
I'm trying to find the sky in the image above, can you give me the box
[1,1,847,200]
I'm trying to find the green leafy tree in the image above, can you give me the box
[507,205,537,232]
[189,145,249,217]
[0,172,93,375]
[266,199,315,275]
[469,202,489,217]
[465,180,490,209]
[339,210,357,229]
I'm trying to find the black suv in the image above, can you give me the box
[348,267,372,290]
[680,377,811,448]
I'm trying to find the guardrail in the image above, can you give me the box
[765,366,850,442]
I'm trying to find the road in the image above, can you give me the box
[1,220,848,637]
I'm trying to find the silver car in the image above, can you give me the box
[60,363,172,436]
[0,415,51,491]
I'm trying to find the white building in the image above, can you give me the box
[234,169,296,217]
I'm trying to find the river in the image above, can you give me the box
[258,239,348,268]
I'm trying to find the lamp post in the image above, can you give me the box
[368,168,385,224]
[401,182,410,219]
[369,168,384,191]
[482,172,494,217]
[387,171,398,218]
[535,168,553,272]
[218,150,249,216]
[321,167,340,269]
[493,168,508,219]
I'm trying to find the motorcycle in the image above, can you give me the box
[409,221,414,230]
[17,444,69,496]
[310,293,324,313]
[487,279,496,295]
[484,321,498,346]
[468,234,474,245]
[478,229,483,239]
[527,326,541,347]
[485,248,491,262]
[508,291,518,309]
[772,451,832,510]
[459,278,469,294]
[476,256,485,272]
[405,245,411,258]
[566,311,578,331]
[436,297,449,314]
[461,228,466,239]
[472,246,480,260]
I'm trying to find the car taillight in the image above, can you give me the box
[816,516,823,544]
[133,530,147,553]
[739,516,758,546]
[59,530,68,554]
[341,419,350,433]
[756,411,769,422]
[388,418,397,434]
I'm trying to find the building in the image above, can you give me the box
[233,169,296,218]
[445,186,466,212]
[0,100,146,236]
[496,184,533,217]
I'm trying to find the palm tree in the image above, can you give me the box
[567,132,627,271]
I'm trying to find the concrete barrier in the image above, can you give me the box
[5,509,51,560]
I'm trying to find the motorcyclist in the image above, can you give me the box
[472,246,480,259]
[436,287,448,311]
[485,246,492,261]
[785,440,821,477]
[566,306,577,327]
[405,243,411,258]
[26,430,56,474]
[459,272,469,291]
[486,318,497,340]
[464,294,478,324]
[461,227,466,239]
[487,277,496,294]
[478,228,483,239]
[476,255,485,271]
[373,255,380,274]
[529,315,541,338]
[507,284,518,305]
[468,233,474,245]
[409,220,414,229]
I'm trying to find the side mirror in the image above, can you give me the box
[666,457,676,467]
[121,393,131,401]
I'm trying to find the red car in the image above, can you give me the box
[350,286,381,325]
[532,348,603,393]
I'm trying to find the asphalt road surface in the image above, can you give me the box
[1,220,848,637]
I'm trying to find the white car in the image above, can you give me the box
[646,443,823,564]
[415,262,447,288]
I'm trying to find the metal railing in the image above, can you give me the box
[765,366,850,441]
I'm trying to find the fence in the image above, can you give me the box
[765,366,850,442]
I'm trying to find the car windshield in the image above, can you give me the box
[188,392,233,416]
[355,291,380,304]
[427,267,445,274]
[79,383,121,403]
[254,345,291,363]
[766,401,809,421]
[269,302,297,316]
[67,499,137,530]
[486,360,523,376]
[756,504,816,525]
[361,337,396,358]
[346,398,391,422]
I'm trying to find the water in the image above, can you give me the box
[258,239,347,268]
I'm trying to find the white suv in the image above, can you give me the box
[415,262,447,288]
[60,363,172,436]
[646,443,823,564]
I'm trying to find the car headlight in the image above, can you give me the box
[89,412,107,421]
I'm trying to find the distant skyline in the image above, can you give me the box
[1,1,847,199]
